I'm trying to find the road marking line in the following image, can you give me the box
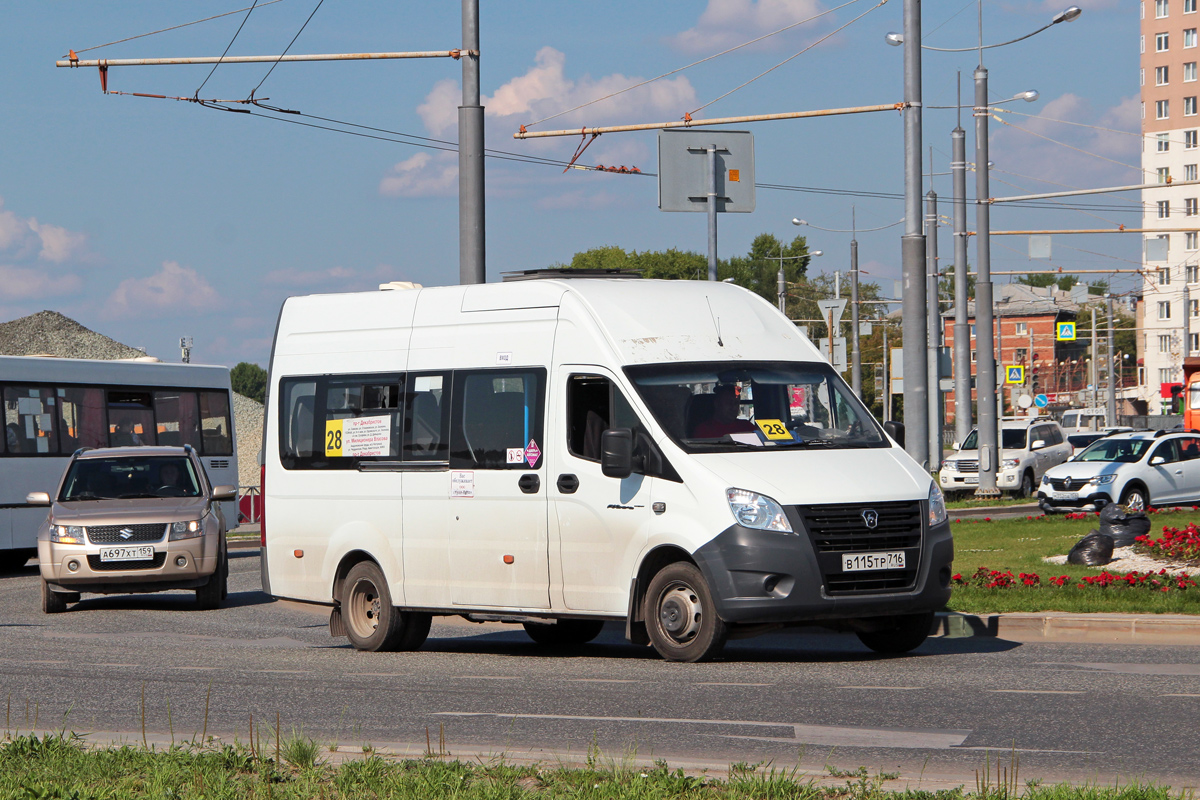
[358,673,408,677]
[987,690,1082,695]
[97,664,140,668]
[254,670,306,674]
[458,676,520,680]
[695,682,773,687]
[837,686,924,690]
[1158,693,1200,697]
[171,666,219,671]
[433,712,970,750]
[564,679,639,684]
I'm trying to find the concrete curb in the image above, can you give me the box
[934,610,1200,645]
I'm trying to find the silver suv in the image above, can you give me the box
[29,445,235,613]
[940,418,1072,498]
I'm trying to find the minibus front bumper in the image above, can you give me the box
[691,503,953,625]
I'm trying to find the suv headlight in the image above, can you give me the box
[1000,458,1021,470]
[51,525,85,544]
[169,520,203,541]
[1089,474,1117,485]
[726,489,793,533]
[929,483,948,527]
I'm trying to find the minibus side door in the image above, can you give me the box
[550,370,655,614]
[447,368,550,609]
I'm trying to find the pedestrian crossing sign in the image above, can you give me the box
[1057,321,1076,341]
[1006,365,1025,384]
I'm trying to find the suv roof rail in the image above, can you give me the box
[1154,429,1174,437]
[183,444,195,455]
[71,447,92,458]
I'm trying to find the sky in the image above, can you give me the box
[1,1,1139,367]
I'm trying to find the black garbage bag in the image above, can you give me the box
[1067,530,1115,566]
[1099,504,1152,548]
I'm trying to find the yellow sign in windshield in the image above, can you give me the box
[755,419,794,441]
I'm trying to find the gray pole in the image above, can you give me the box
[458,0,485,285]
[973,64,999,497]
[883,323,891,423]
[777,264,786,313]
[1090,308,1098,411]
[952,122,972,444]
[901,0,928,467]
[850,237,862,397]
[1106,294,1117,426]
[926,189,942,470]
[707,145,718,281]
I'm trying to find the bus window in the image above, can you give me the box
[58,387,107,450]
[154,390,202,449]
[5,386,59,454]
[199,391,233,455]
[108,390,156,447]
[280,380,317,467]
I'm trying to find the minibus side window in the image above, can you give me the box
[58,387,107,451]
[321,376,404,466]
[567,374,648,462]
[450,369,546,470]
[403,373,449,461]
[279,379,318,468]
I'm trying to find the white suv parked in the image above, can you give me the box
[940,419,1072,498]
[1039,430,1200,512]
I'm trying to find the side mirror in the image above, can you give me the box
[1150,456,1166,467]
[883,421,905,448]
[951,440,960,451]
[601,428,634,479]
[1031,439,1046,451]
[211,485,238,502]
[25,491,50,506]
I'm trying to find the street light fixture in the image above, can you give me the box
[885,6,1080,51]
[773,247,822,314]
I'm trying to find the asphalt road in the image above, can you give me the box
[2,551,1198,788]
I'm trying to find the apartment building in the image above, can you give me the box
[1142,0,1200,411]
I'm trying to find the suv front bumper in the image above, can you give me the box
[1038,490,1112,513]
[38,534,219,593]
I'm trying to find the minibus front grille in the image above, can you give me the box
[794,501,923,596]
[87,524,169,544]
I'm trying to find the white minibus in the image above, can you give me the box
[0,356,238,571]
[261,275,953,662]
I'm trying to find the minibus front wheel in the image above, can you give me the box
[342,561,431,652]
[644,562,728,662]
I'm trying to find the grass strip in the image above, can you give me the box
[947,510,1200,614]
[0,732,1192,800]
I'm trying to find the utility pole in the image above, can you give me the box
[1091,308,1098,411]
[850,233,862,397]
[973,60,1000,497]
[707,144,719,280]
[883,323,892,423]
[951,95,972,445]
[1106,294,1117,426]
[926,188,942,470]
[459,0,485,285]
[901,0,928,468]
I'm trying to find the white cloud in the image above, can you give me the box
[379,152,458,198]
[670,0,826,53]
[28,220,87,263]
[418,79,462,138]
[0,265,82,298]
[106,261,220,318]
[990,93,1142,189]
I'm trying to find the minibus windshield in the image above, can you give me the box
[624,361,887,452]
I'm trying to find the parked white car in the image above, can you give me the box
[1039,430,1200,512]
[940,419,1072,498]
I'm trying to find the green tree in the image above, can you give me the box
[231,362,267,403]
[939,262,975,302]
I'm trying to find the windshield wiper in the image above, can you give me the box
[116,493,162,499]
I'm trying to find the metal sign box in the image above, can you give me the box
[658,129,755,213]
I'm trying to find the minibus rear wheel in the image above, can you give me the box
[644,562,727,662]
[522,619,605,646]
[342,561,429,652]
[855,611,934,655]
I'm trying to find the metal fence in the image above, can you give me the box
[237,485,262,524]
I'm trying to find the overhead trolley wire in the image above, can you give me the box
[522,0,869,130]
[195,0,260,98]
[65,0,287,57]
[248,0,324,98]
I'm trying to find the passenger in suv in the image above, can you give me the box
[28,445,235,613]
[939,419,1072,498]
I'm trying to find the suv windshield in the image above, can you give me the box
[624,361,887,452]
[960,429,1028,450]
[1075,438,1152,463]
[59,456,203,501]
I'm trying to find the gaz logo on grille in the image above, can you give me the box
[119,528,134,540]
[860,510,879,529]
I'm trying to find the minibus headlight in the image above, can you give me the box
[169,520,203,541]
[929,483,948,527]
[51,525,85,544]
[726,489,793,533]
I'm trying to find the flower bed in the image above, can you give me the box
[1135,523,1200,563]
[952,566,1198,592]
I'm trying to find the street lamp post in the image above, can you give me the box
[926,188,942,470]
[900,0,928,468]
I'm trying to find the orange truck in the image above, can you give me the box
[1184,357,1200,428]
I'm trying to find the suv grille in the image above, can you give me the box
[949,459,979,473]
[87,552,167,571]
[1048,477,1088,491]
[87,524,167,544]
[794,501,923,596]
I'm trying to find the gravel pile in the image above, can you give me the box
[232,393,264,486]
[0,310,147,359]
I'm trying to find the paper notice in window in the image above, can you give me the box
[326,416,392,457]
[451,470,474,497]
